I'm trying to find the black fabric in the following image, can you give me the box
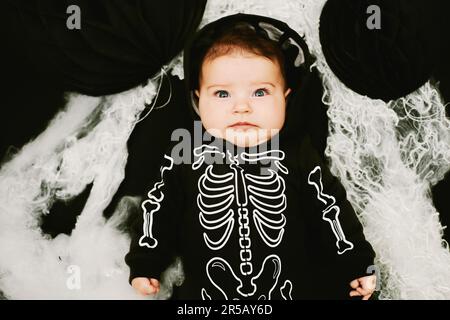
[432,173,450,243]
[183,13,314,120]
[4,0,207,96]
[284,69,329,156]
[125,126,375,299]
[319,0,441,102]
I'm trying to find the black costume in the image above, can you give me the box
[125,126,375,299]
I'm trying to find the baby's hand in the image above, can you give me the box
[131,277,160,296]
[349,275,376,300]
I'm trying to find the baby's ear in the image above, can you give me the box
[194,89,200,98]
[284,88,292,98]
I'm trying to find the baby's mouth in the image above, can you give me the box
[228,122,258,130]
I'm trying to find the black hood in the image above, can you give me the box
[183,13,314,120]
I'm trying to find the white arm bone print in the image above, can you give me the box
[194,146,293,299]
[307,166,354,255]
[139,155,174,249]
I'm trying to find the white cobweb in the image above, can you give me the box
[0,0,449,299]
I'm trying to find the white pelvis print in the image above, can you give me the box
[192,144,293,300]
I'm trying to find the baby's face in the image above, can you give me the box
[195,52,291,148]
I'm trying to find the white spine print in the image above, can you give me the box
[139,154,174,249]
[229,154,253,278]
[307,166,354,254]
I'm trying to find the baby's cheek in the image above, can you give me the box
[200,108,227,131]
[264,106,286,130]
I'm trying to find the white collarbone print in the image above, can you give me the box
[193,144,292,300]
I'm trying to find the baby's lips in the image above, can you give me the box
[229,121,257,127]
[228,122,259,131]
[232,126,257,131]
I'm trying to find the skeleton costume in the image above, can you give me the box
[125,14,375,300]
[125,126,375,300]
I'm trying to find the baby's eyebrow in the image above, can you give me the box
[206,84,230,90]
[251,82,275,88]
[206,82,275,90]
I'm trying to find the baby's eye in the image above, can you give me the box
[214,90,229,98]
[254,88,269,97]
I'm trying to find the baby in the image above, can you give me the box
[126,14,376,300]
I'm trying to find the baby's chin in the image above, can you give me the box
[211,127,279,148]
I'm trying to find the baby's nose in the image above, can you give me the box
[232,98,252,113]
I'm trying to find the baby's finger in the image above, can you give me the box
[360,280,376,293]
[139,283,156,295]
[147,285,157,294]
[131,278,157,296]
[150,278,160,289]
[349,279,359,289]
[349,290,362,297]
[356,286,371,296]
